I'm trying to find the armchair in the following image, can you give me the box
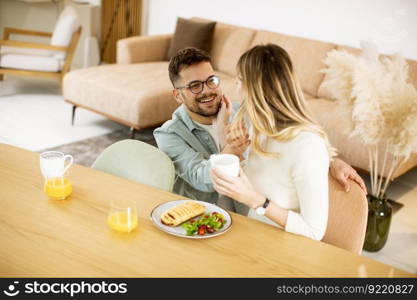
[0,6,82,85]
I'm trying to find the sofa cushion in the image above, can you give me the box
[63,61,239,128]
[0,53,63,72]
[303,92,316,101]
[208,22,256,76]
[407,58,417,89]
[167,18,216,59]
[63,62,181,128]
[306,98,417,178]
[218,72,241,103]
[250,31,336,97]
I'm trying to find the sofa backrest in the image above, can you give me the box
[189,17,417,100]
[249,31,336,97]
[191,17,335,97]
[210,22,256,76]
[191,18,256,76]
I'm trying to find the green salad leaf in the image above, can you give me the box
[181,212,226,236]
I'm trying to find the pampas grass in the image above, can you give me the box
[322,41,417,198]
[321,50,356,104]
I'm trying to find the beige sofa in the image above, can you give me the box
[63,18,417,179]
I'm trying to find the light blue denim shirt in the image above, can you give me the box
[153,104,220,204]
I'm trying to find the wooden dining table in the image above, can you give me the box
[0,143,414,277]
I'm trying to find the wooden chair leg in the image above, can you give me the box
[71,105,77,125]
[0,74,3,81]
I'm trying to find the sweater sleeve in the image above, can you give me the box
[284,133,329,240]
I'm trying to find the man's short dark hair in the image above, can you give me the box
[168,47,212,87]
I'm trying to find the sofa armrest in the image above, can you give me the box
[117,34,172,64]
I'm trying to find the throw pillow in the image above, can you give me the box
[50,6,81,60]
[167,17,216,59]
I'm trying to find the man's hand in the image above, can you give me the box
[330,158,367,194]
[221,121,250,160]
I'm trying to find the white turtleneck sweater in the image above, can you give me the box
[244,131,329,240]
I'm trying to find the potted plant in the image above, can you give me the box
[321,41,417,251]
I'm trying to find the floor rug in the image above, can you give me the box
[38,127,157,167]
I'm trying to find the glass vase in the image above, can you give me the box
[363,194,392,252]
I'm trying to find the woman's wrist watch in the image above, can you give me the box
[255,198,270,216]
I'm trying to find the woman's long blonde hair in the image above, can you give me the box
[233,44,336,158]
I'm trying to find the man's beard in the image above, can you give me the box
[188,93,221,117]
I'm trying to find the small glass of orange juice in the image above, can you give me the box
[107,199,138,233]
[44,176,73,200]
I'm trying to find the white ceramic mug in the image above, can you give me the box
[40,151,73,178]
[210,154,240,177]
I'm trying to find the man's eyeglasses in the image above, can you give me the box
[175,75,220,94]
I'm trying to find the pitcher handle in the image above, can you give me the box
[62,154,74,175]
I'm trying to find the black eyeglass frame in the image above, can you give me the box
[175,75,221,94]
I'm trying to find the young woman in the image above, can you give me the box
[211,44,336,240]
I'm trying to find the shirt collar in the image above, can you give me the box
[173,104,205,132]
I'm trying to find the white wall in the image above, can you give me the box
[0,0,63,43]
[146,0,417,60]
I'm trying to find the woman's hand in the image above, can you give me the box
[330,158,367,194]
[221,121,250,160]
[215,94,233,126]
[210,167,265,209]
[214,95,233,149]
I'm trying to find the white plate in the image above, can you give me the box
[150,200,232,239]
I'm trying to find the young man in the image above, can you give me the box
[154,47,366,210]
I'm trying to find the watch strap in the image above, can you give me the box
[262,198,271,209]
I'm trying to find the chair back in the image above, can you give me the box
[322,175,368,254]
[92,139,175,192]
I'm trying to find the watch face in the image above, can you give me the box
[256,207,266,215]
